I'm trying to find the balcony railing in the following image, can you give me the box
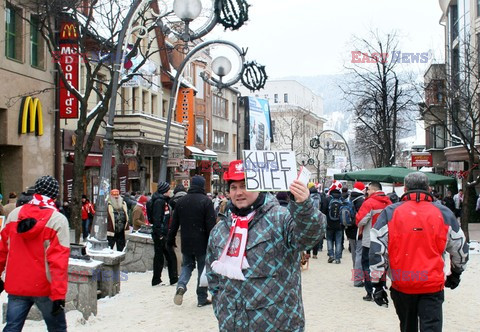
[113,110,185,147]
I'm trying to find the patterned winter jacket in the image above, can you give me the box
[206,193,325,332]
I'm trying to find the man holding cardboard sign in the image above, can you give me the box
[206,159,325,331]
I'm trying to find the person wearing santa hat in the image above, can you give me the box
[346,182,366,287]
[206,160,325,331]
[321,180,345,264]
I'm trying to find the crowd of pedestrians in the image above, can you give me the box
[0,165,472,332]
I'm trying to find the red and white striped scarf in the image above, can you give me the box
[28,193,58,211]
[211,211,255,280]
[137,202,149,225]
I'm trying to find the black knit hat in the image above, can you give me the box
[34,175,59,199]
[157,181,170,194]
[191,175,206,189]
[173,184,186,195]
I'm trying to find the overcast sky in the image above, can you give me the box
[206,0,445,79]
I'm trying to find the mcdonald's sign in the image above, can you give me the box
[59,23,78,41]
[18,97,44,136]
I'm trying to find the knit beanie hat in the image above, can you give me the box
[157,182,170,194]
[138,195,148,204]
[34,175,59,199]
[191,175,206,189]
[173,184,186,195]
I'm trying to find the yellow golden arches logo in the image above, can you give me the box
[61,23,78,39]
[19,97,43,136]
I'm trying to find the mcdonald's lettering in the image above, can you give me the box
[19,97,43,136]
[60,23,78,40]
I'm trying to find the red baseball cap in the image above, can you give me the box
[223,160,245,181]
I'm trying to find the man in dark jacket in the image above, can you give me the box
[168,175,216,307]
[345,182,365,287]
[321,180,345,264]
[147,182,178,286]
[370,172,468,331]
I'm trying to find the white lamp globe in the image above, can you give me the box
[173,0,202,22]
[212,56,232,77]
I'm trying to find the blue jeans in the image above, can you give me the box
[4,295,66,332]
[326,229,343,260]
[82,218,91,240]
[177,254,208,304]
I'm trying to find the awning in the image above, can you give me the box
[185,146,217,161]
[67,153,115,167]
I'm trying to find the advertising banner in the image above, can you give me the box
[176,88,195,146]
[59,22,79,119]
[243,97,272,150]
[411,152,432,167]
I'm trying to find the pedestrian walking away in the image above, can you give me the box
[370,172,469,332]
[206,160,326,331]
[0,175,70,331]
[168,176,216,307]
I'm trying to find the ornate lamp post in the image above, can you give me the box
[310,130,353,172]
[296,152,315,167]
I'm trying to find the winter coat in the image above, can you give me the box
[355,191,391,247]
[168,186,216,255]
[147,192,170,236]
[370,191,469,294]
[81,201,95,220]
[0,205,70,300]
[345,190,365,240]
[3,198,17,218]
[321,190,344,231]
[132,204,147,231]
[206,193,325,332]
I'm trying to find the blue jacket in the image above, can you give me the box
[206,193,325,331]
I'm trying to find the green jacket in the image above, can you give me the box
[206,193,325,332]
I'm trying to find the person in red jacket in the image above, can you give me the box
[0,175,70,331]
[355,181,391,301]
[370,172,468,331]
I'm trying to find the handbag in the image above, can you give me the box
[199,266,208,287]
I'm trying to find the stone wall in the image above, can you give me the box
[121,232,155,272]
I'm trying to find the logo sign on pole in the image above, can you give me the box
[243,150,297,191]
[59,22,79,119]
[411,152,432,167]
[19,96,44,136]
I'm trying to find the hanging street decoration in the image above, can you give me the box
[241,61,267,92]
[215,0,250,30]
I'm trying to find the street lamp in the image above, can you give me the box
[310,130,353,172]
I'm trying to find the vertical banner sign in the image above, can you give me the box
[243,150,297,191]
[244,97,272,150]
[176,88,195,146]
[59,22,79,119]
[63,163,74,202]
[117,164,129,195]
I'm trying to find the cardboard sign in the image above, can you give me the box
[243,150,297,191]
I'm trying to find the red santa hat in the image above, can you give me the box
[353,181,366,192]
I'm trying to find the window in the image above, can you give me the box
[195,117,204,144]
[232,134,237,153]
[450,5,458,41]
[426,125,446,149]
[232,101,237,122]
[274,94,278,103]
[5,4,23,61]
[284,93,288,103]
[142,90,149,113]
[30,15,44,68]
[195,66,204,99]
[478,0,480,17]
[213,130,228,152]
[212,94,228,118]
[271,120,276,139]
[206,119,210,145]
[152,94,158,115]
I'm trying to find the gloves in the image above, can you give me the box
[0,279,4,294]
[445,270,461,290]
[51,299,65,316]
[372,283,389,308]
